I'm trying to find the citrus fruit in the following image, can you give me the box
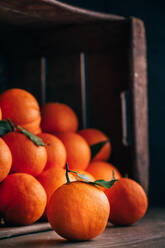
[0,173,47,225]
[105,178,148,225]
[47,181,110,240]
[22,117,42,135]
[78,128,111,161]
[41,102,78,133]
[0,88,41,133]
[0,138,12,183]
[86,161,121,182]
[56,132,91,171]
[37,167,75,204]
[38,133,67,170]
[3,132,47,177]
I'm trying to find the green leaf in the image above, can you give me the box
[17,126,44,146]
[73,172,91,182]
[0,120,12,136]
[7,119,16,132]
[65,163,91,183]
[65,162,71,184]
[90,179,118,189]
[90,140,109,160]
[65,163,117,190]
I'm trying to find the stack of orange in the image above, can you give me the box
[0,89,47,226]
[0,87,148,242]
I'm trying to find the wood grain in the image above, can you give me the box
[129,17,149,192]
[0,0,124,27]
[0,209,164,247]
[0,222,52,240]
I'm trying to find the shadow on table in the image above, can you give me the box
[16,237,93,247]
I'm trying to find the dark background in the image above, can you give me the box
[60,0,165,206]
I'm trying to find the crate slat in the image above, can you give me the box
[0,0,124,28]
[129,17,149,192]
[0,222,52,240]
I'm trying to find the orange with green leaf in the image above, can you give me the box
[0,120,47,177]
[47,163,117,241]
[78,128,111,161]
[86,161,122,183]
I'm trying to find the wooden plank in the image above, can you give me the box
[0,0,125,27]
[0,222,52,240]
[129,17,149,192]
[0,208,164,247]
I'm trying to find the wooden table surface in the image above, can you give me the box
[0,208,165,248]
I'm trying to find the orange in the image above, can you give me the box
[0,88,41,133]
[47,181,110,240]
[21,117,42,135]
[0,138,12,183]
[38,133,66,170]
[56,132,91,171]
[3,132,47,177]
[37,167,75,204]
[86,161,121,182]
[78,128,111,161]
[41,102,78,133]
[105,178,148,225]
[0,173,47,225]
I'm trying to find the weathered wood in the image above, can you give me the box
[0,222,52,240]
[0,209,164,247]
[0,0,124,28]
[129,17,149,192]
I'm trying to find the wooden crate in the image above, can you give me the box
[0,0,149,192]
